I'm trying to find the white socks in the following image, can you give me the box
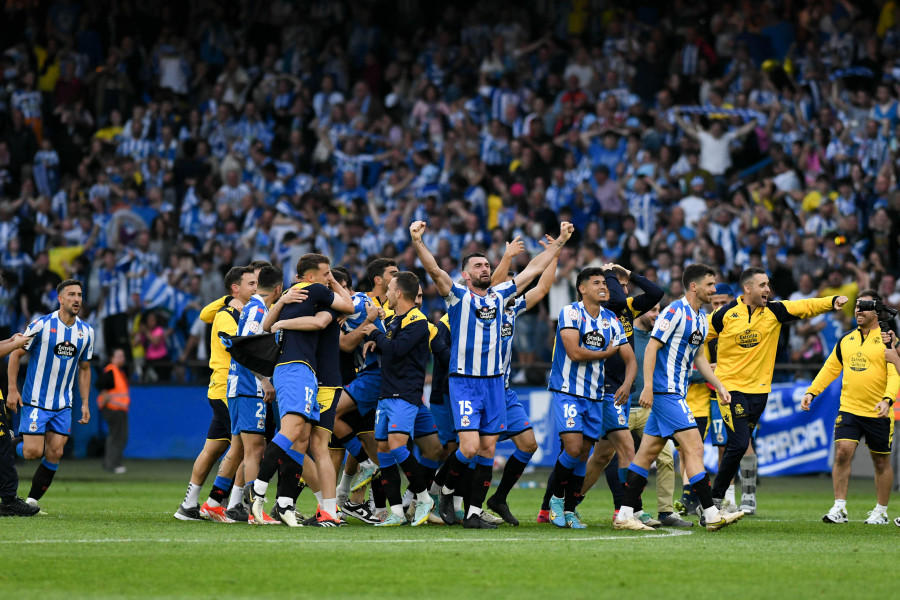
[182,483,201,509]
[390,504,405,518]
[416,490,431,504]
[402,489,413,508]
[227,485,242,509]
[206,498,221,509]
[313,491,324,506]
[466,505,482,518]
[834,499,847,510]
[704,505,720,522]
[725,484,736,504]
[876,503,889,514]
[453,496,463,512]
[323,498,337,517]
[617,506,634,521]
[276,496,293,508]
[252,480,268,497]
[337,474,352,496]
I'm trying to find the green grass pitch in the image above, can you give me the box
[2,460,897,599]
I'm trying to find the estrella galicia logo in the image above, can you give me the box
[54,341,77,359]
[848,352,869,372]
[688,330,704,347]
[735,329,761,348]
[475,306,497,322]
[583,330,605,349]
[501,323,513,338]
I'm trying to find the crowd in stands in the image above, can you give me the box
[1,0,899,383]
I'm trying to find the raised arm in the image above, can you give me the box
[674,112,700,141]
[513,222,574,291]
[734,117,759,139]
[523,255,558,310]
[618,265,665,314]
[327,272,355,313]
[410,221,453,297]
[491,236,525,287]
[0,333,30,359]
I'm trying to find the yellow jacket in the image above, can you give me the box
[208,305,240,400]
[708,295,837,393]
[806,326,900,417]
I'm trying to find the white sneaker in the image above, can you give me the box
[480,511,504,525]
[25,498,47,515]
[114,466,127,474]
[822,504,848,523]
[864,509,889,524]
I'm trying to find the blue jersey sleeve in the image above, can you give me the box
[513,296,528,317]
[342,294,370,332]
[81,325,95,362]
[444,282,468,307]
[652,304,683,345]
[612,317,627,346]
[23,316,46,352]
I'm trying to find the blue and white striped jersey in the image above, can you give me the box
[500,296,528,389]
[649,298,708,396]
[341,292,386,372]
[445,281,517,378]
[548,302,626,400]
[22,312,94,410]
[227,294,268,398]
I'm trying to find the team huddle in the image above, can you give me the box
[11,219,899,530]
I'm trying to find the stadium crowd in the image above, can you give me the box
[1,0,900,382]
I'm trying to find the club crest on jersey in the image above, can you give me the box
[78,328,84,339]
[461,416,470,427]
[566,417,575,429]
[582,330,606,348]
[475,306,497,322]
[249,321,260,333]
[688,330,704,346]
[658,319,671,331]
[501,323,513,338]
[568,308,581,322]
[601,319,610,329]
[54,340,77,359]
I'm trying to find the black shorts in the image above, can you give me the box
[727,391,768,430]
[834,411,894,454]
[315,387,341,434]
[207,398,231,441]
[695,416,710,441]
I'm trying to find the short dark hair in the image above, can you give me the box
[683,264,716,289]
[366,258,397,284]
[257,266,283,290]
[575,267,605,300]
[331,266,351,288]
[461,252,488,271]
[250,260,272,271]
[224,266,254,293]
[394,271,419,301]
[739,267,767,290]
[57,279,83,296]
[857,289,881,302]
[296,253,330,278]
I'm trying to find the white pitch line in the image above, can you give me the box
[1,529,693,545]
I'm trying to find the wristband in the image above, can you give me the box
[884,398,894,407]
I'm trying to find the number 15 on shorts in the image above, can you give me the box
[458,400,473,415]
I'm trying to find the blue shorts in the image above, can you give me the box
[599,392,631,440]
[375,399,419,440]
[449,375,506,435]
[644,393,697,439]
[19,405,71,436]
[344,368,381,416]
[709,399,728,446]
[228,395,267,436]
[500,388,532,441]
[552,392,602,441]
[431,396,457,446]
[414,404,437,438]
[274,362,319,423]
